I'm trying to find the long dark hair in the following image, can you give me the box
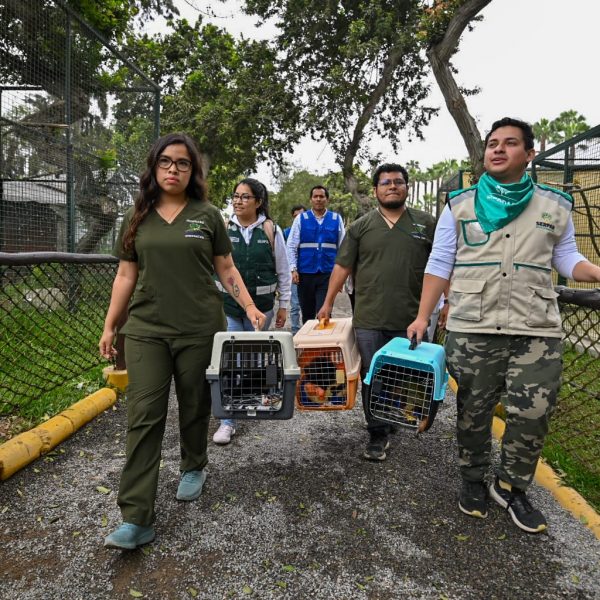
[123,133,207,252]
[234,177,270,219]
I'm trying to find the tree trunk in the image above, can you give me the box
[75,196,118,253]
[427,0,491,180]
[341,41,407,212]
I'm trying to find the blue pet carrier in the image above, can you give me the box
[206,331,300,420]
[364,337,448,432]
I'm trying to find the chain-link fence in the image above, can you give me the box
[0,252,117,419]
[532,125,600,289]
[0,0,160,255]
[546,287,600,509]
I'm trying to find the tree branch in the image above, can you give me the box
[427,0,491,179]
[342,41,406,209]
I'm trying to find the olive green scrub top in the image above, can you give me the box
[114,200,233,337]
[335,207,435,331]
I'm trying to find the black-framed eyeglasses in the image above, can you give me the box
[157,156,192,172]
[232,193,256,202]
[377,178,406,187]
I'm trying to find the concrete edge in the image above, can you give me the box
[448,377,600,539]
[0,387,117,481]
[102,366,129,393]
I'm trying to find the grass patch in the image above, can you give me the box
[0,364,107,442]
[543,345,600,511]
[542,442,600,513]
[1,301,106,410]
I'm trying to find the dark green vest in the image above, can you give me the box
[221,222,278,318]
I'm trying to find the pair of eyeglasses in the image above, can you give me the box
[157,156,192,172]
[232,193,256,202]
[377,178,406,187]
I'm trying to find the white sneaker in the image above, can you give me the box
[213,423,236,445]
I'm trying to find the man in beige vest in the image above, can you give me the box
[408,117,600,534]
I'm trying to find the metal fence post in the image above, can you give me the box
[65,14,75,254]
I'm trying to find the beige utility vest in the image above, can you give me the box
[446,185,573,338]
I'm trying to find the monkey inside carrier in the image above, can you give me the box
[293,317,361,410]
[364,337,448,433]
[206,331,300,420]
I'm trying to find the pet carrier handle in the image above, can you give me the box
[409,334,418,351]
[318,317,330,330]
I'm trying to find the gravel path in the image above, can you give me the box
[1,295,599,599]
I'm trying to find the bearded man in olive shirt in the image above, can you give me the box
[318,163,435,461]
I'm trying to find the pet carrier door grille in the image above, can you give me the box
[369,362,435,429]
[219,340,284,412]
[297,348,348,407]
[293,317,360,411]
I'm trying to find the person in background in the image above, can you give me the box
[407,117,600,533]
[283,204,305,334]
[318,163,435,461]
[99,133,265,550]
[212,178,291,445]
[287,186,345,320]
[427,294,448,343]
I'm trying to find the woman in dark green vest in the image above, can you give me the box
[213,178,292,445]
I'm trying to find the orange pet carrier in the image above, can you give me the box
[293,317,361,410]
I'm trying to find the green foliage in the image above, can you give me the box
[123,18,301,205]
[66,0,178,41]
[534,111,590,153]
[244,0,436,162]
[323,170,372,222]
[532,117,553,153]
[269,166,371,226]
[549,110,589,144]
[418,0,464,44]
[270,170,324,227]
[96,148,118,171]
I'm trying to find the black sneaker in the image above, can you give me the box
[489,476,547,533]
[363,436,390,461]
[458,480,488,518]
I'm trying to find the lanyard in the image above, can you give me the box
[378,207,432,245]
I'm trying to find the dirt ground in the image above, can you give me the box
[1,294,599,599]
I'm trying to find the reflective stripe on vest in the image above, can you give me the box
[297,211,339,273]
[216,281,277,295]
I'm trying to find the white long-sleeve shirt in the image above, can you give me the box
[425,204,587,281]
[230,214,292,308]
[286,209,346,271]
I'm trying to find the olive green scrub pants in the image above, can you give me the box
[117,334,214,525]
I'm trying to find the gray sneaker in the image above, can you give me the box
[104,522,155,550]
[176,469,207,501]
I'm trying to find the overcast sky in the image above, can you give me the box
[152,0,600,185]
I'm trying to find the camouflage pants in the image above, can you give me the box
[445,332,563,490]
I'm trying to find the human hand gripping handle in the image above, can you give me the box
[245,303,267,331]
[316,301,332,322]
[406,317,429,346]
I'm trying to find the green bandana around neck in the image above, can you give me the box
[475,172,534,234]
